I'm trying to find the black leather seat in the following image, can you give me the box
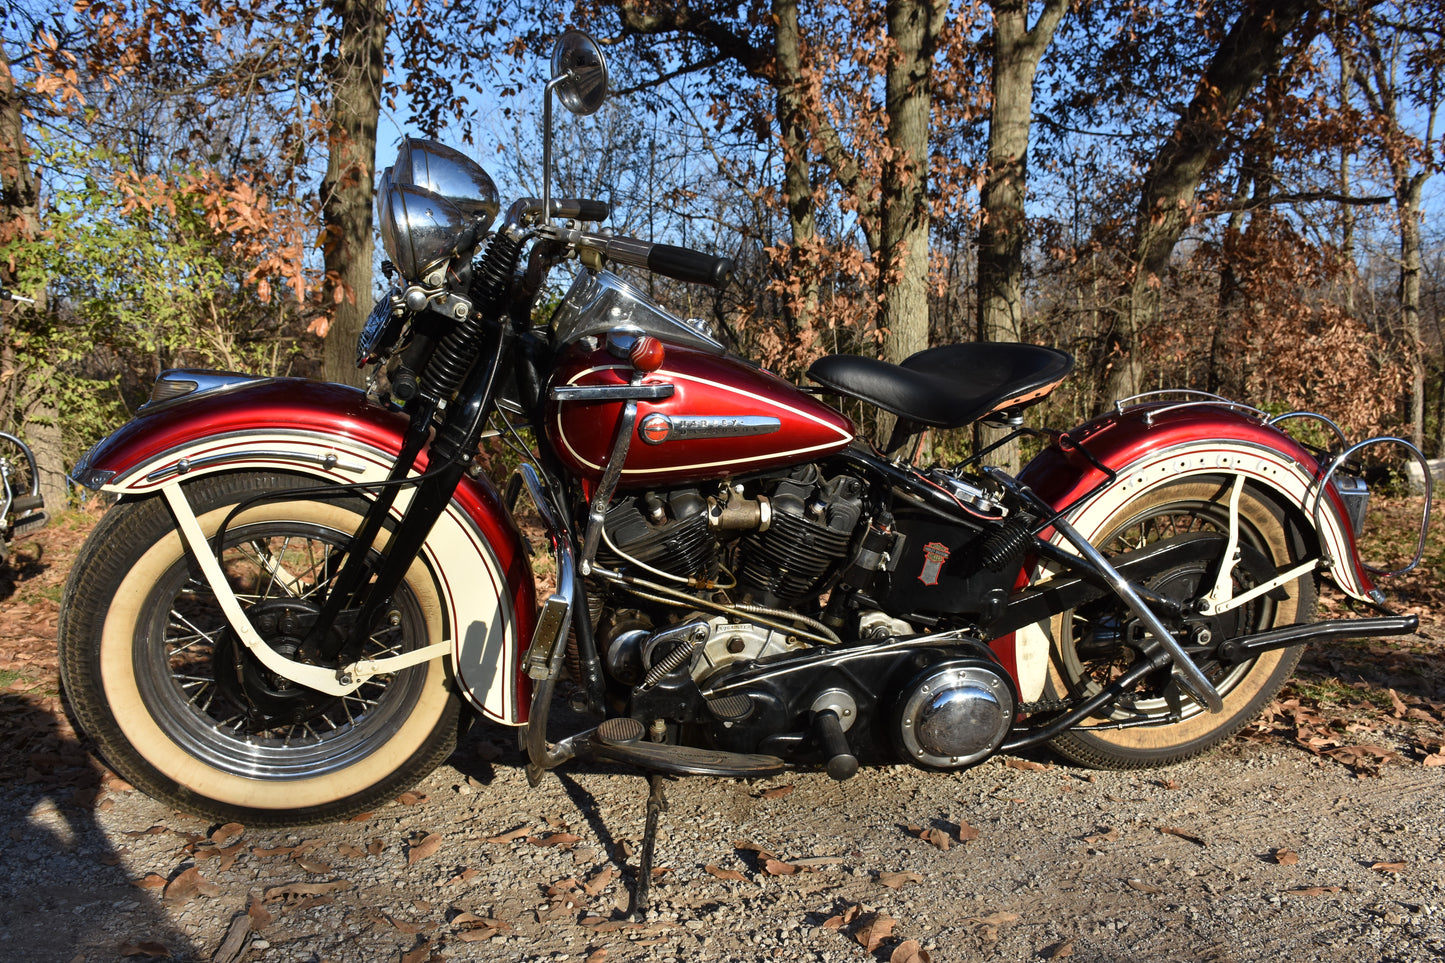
[807,342,1074,429]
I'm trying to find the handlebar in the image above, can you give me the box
[556,198,611,222]
[569,230,735,290]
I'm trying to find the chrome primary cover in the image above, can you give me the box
[897,662,1016,768]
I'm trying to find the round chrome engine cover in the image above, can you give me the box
[897,661,1016,768]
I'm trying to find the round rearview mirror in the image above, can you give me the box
[551,30,608,116]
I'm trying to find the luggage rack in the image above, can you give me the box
[1114,390,1269,426]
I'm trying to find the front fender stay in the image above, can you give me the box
[161,479,451,697]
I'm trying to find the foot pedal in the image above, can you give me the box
[590,723,785,777]
[10,495,43,513]
[9,510,47,537]
[812,710,859,781]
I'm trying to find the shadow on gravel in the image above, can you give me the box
[0,692,200,962]
[0,539,47,603]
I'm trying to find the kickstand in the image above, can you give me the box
[627,772,669,920]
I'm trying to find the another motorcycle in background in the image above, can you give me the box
[0,289,47,558]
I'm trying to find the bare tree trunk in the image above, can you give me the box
[1103,0,1314,405]
[975,0,1066,468]
[320,0,386,387]
[1399,174,1426,452]
[0,53,66,508]
[772,0,819,333]
[878,0,948,369]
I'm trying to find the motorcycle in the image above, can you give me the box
[0,289,47,558]
[58,30,1430,905]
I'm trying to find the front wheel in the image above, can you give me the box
[1042,478,1315,769]
[59,472,464,825]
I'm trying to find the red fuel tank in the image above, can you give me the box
[545,342,856,489]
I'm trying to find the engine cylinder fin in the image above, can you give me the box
[739,510,851,602]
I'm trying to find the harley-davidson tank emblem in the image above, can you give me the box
[638,414,781,445]
[639,413,673,444]
[918,541,950,586]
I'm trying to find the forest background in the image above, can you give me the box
[1,0,1442,507]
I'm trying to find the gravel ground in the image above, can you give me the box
[2,719,1442,963]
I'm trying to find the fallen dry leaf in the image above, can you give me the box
[1042,939,1076,958]
[762,858,799,876]
[246,896,273,930]
[446,867,479,886]
[455,927,501,943]
[396,791,429,806]
[705,864,747,881]
[1273,849,1300,865]
[546,878,580,897]
[1160,826,1207,847]
[1126,879,1162,894]
[760,785,795,799]
[263,880,352,901]
[294,856,331,874]
[337,843,366,859]
[919,827,951,851]
[956,820,980,842]
[164,867,219,902]
[385,914,427,935]
[530,832,582,849]
[878,871,924,889]
[733,840,781,861]
[484,825,532,844]
[210,822,244,847]
[132,873,167,890]
[891,939,932,963]
[366,838,385,856]
[1004,757,1049,772]
[964,910,1020,942]
[250,845,295,858]
[399,942,431,963]
[1083,827,1120,845]
[1370,861,1406,873]
[855,913,896,953]
[407,833,442,866]
[582,867,616,896]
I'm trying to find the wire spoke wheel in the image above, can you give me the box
[60,472,463,825]
[1043,478,1315,769]
[137,520,428,780]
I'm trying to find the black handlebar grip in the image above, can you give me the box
[550,198,611,222]
[646,244,735,290]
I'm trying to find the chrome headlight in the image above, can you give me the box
[393,138,500,226]
[378,178,468,281]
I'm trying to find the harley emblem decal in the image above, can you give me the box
[918,541,950,586]
[638,414,781,445]
[639,413,673,444]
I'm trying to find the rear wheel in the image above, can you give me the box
[1043,478,1315,769]
[59,472,462,825]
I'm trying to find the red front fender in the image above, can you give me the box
[73,375,539,723]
